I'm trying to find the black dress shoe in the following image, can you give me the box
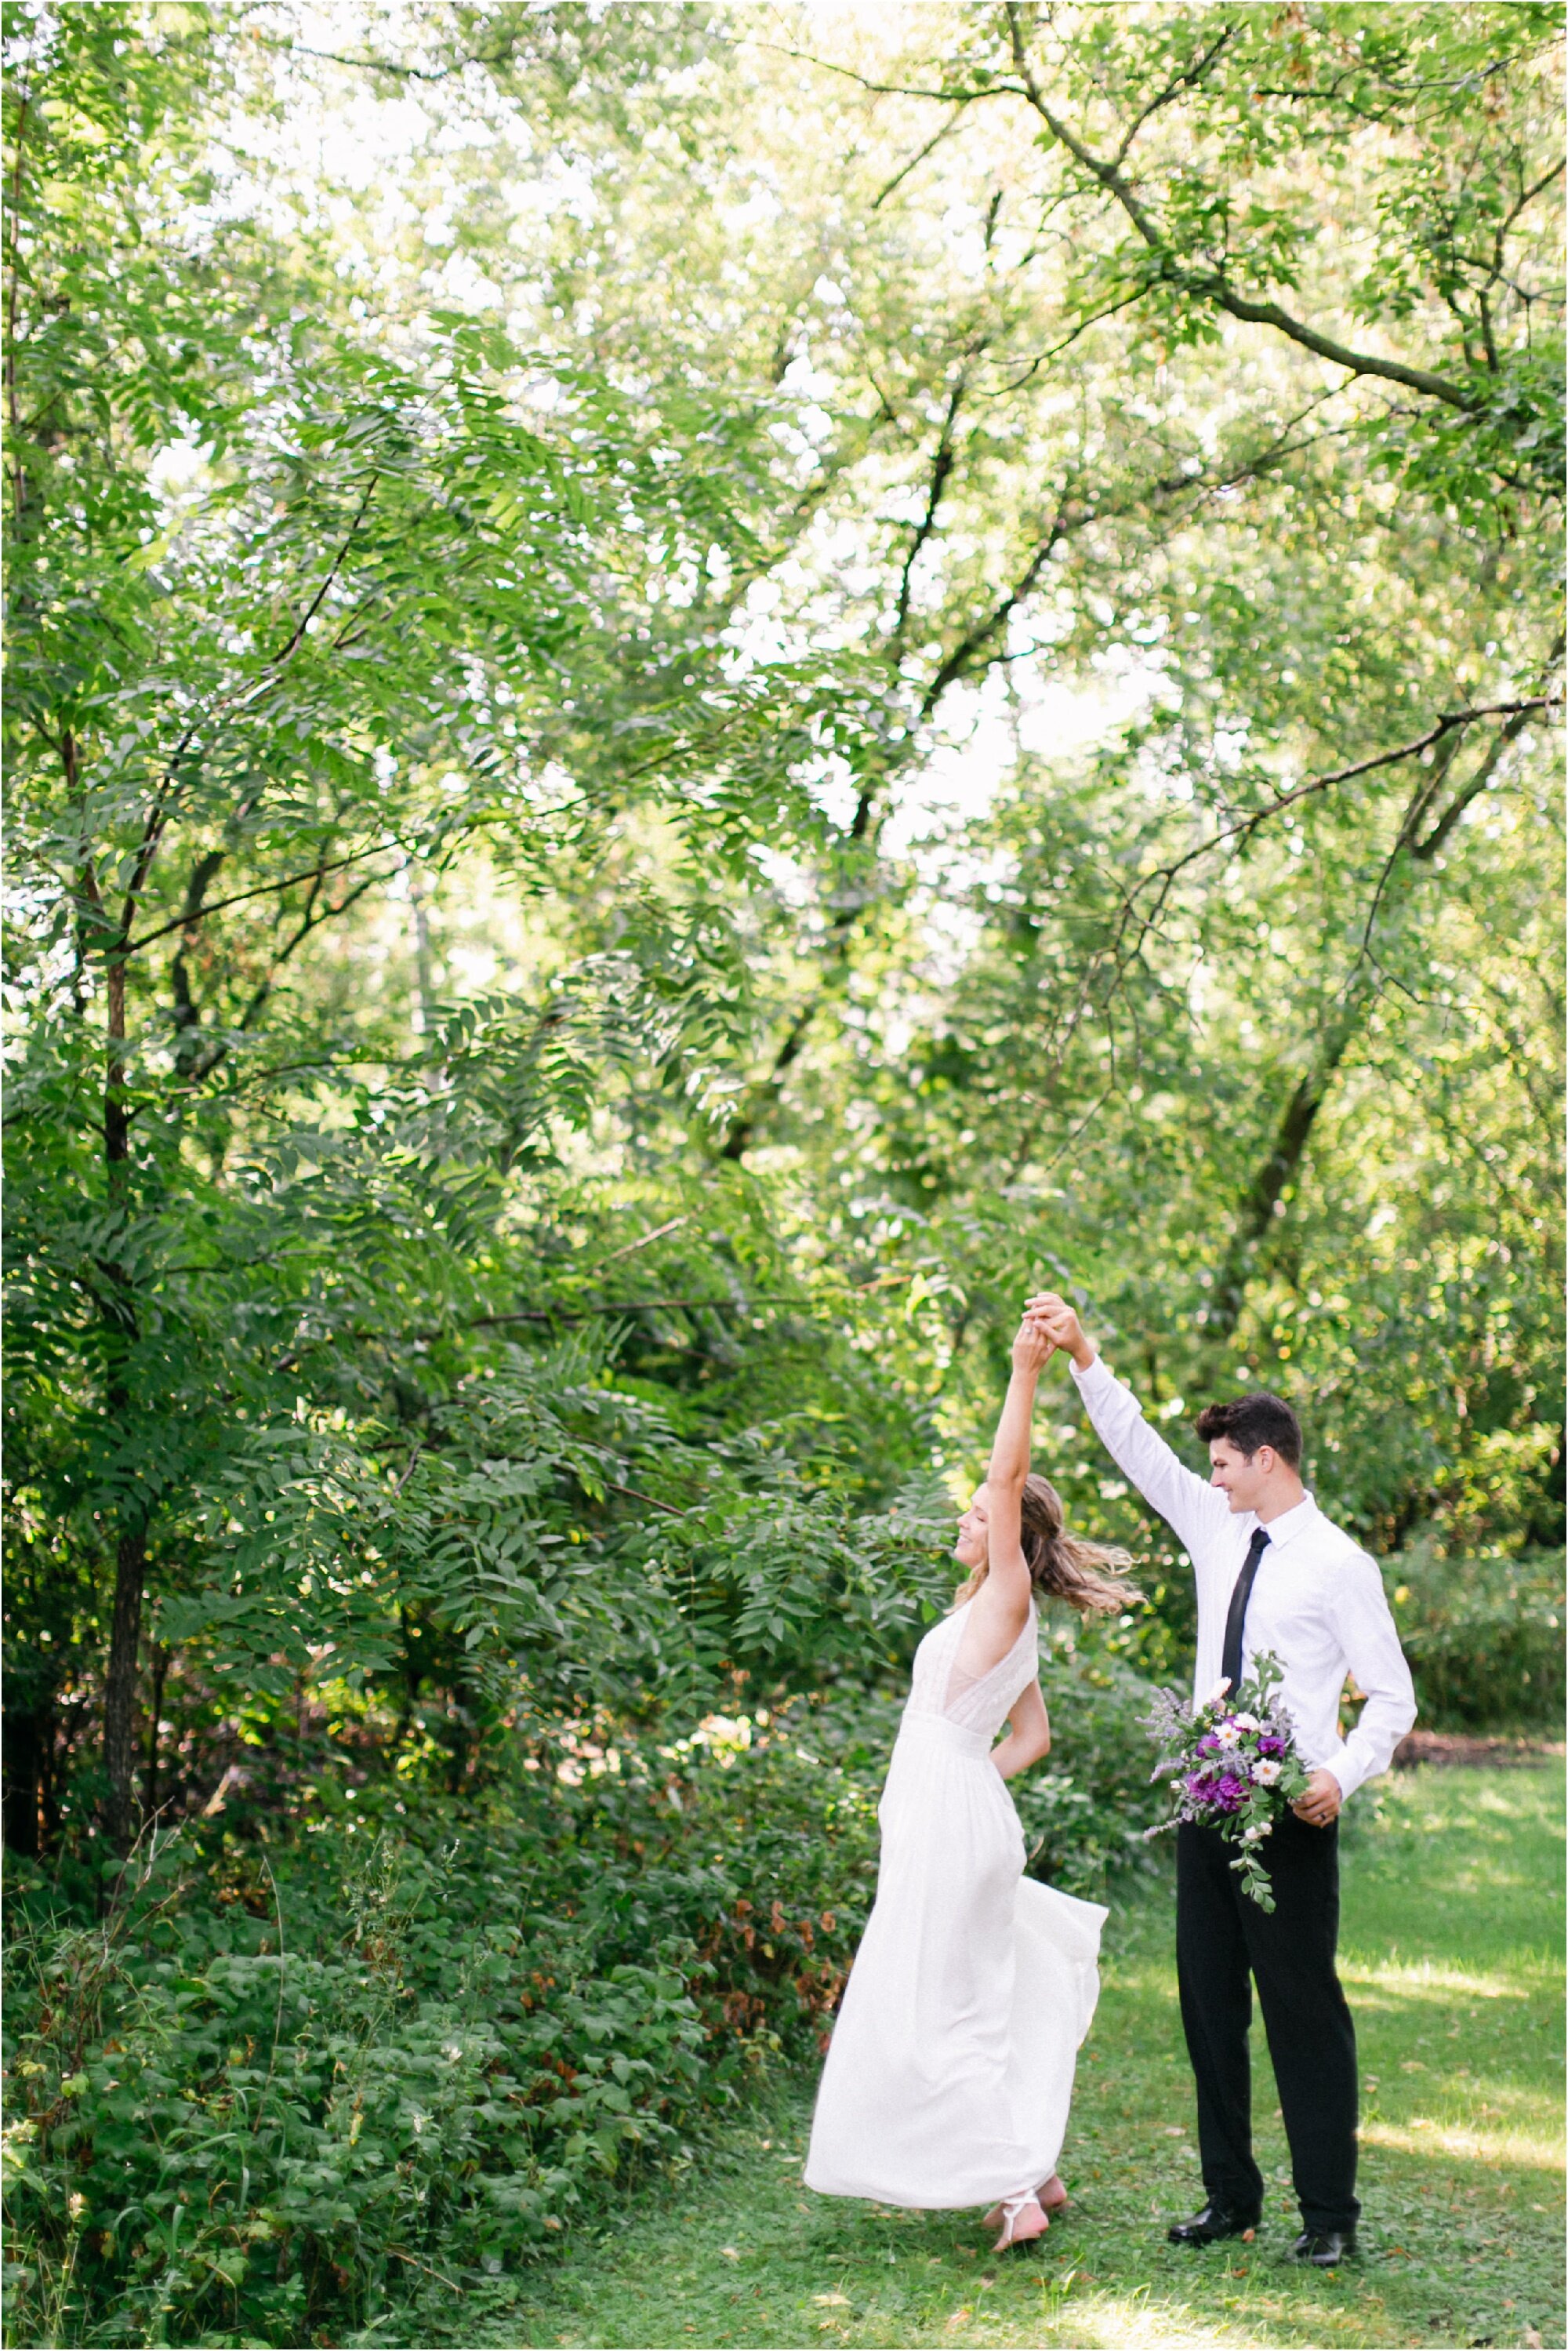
[1167,2204,1258,2247]
[1287,2228,1357,2266]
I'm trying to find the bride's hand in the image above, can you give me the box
[1011,1316,1056,1375]
[1025,1292,1091,1368]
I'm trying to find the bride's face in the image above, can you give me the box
[954,1488,990,1570]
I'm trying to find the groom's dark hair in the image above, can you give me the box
[1195,1391,1303,1468]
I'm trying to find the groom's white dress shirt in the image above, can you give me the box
[1072,1354,1417,1800]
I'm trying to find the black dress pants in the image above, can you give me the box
[1175,1811,1359,2233]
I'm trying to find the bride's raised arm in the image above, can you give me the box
[964,1317,1056,1649]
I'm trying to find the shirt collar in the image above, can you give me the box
[1256,1493,1318,1553]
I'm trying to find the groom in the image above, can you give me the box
[1029,1295,1416,2267]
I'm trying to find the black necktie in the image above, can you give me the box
[1220,1528,1271,1696]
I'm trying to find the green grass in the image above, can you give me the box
[502,1767,1564,2351]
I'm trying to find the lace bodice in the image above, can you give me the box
[904,1597,1040,1738]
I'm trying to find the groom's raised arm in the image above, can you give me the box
[1029,1296,1232,1563]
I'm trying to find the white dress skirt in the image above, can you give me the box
[804,1599,1106,2210]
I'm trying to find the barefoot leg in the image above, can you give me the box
[992,2195,1049,2253]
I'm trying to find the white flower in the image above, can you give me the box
[1204,1677,1232,1706]
[1231,1712,1261,1734]
[1242,1825,1266,1843]
[1250,1757,1281,1786]
[1214,1722,1242,1749]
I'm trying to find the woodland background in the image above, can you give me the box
[2,3,1563,2344]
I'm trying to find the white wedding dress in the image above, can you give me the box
[804,1597,1107,2209]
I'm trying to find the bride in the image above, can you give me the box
[804,1310,1139,2251]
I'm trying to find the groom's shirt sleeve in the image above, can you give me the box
[1319,1547,1417,1800]
[1070,1355,1232,1564]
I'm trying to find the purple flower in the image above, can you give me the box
[1212,1775,1247,1814]
[1196,1733,1221,1756]
[1257,1735,1285,1757]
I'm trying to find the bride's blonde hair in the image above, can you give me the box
[953,1473,1142,1616]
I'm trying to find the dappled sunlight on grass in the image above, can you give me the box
[1341,1960,1537,2000]
[1361,2117,1563,2170]
[1098,1958,1182,1998]
[1034,2286,1293,2348]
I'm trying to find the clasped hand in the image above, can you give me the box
[1011,1315,1056,1375]
[1013,1293,1087,1374]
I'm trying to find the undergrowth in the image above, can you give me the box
[2,1652,1160,2348]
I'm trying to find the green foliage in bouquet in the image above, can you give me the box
[1144,1652,1313,1912]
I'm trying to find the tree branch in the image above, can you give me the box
[894,366,974,647]
[1201,654,1559,1352]
[714,406,1362,1163]
[125,845,399,955]
[176,868,385,1090]
[918,501,1071,718]
[1203,1000,1366,1349]
[741,40,998,106]
[1351,642,1564,966]
[267,473,380,669]
[999,2,1483,412]
[1112,24,1241,165]
[871,107,967,209]
[1409,711,1530,863]
[1117,697,1557,964]
[1200,284,1483,409]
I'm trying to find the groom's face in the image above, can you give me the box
[1208,1437,1272,1513]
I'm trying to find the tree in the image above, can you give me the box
[422,0,1560,1535]
[2,1,906,1848]
[5,0,1561,1855]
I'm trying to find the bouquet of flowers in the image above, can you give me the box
[1141,1651,1312,1910]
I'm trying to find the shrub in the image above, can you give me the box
[2,1819,710,2349]
[2,1644,1160,2348]
[1382,1543,1565,1731]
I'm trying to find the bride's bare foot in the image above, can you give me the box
[983,2175,1068,2233]
[989,2194,1049,2253]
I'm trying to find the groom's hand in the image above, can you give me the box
[1025,1293,1095,1371]
[1290,1769,1343,1826]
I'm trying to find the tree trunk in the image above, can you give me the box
[100,920,151,1852]
[2,1704,46,1855]
[103,1520,148,1852]
[1203,1003,1364,1354]
[1200,692,1551,1362]
[71,737,161,1853]
[143,1640,169,1817]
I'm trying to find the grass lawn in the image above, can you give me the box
[506,1765,1564,2351]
